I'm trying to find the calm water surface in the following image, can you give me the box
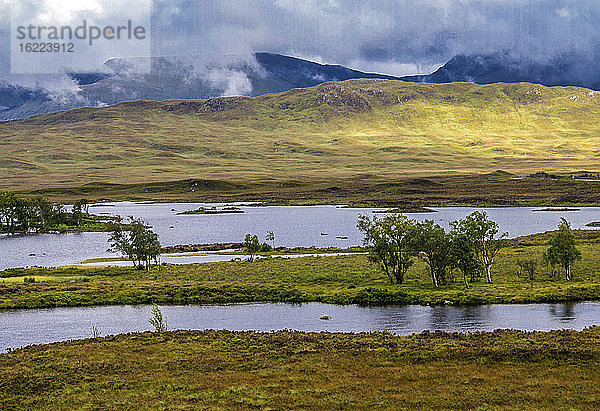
[0,203,598,270]
[0,302,597,351]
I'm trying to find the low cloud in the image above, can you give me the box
[1,0,600,97]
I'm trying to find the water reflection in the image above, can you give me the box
[2,302,599,351]
[549,302,576,321]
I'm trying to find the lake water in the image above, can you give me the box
[0,302,597,351]
[0,203,598,270]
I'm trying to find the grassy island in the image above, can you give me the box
[2,231,600,309]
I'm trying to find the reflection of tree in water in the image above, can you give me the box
[428,307,451,331]
[367,306,417,334]
[549,303,576,321]
[460,305,493,329]
[427,306,491,332]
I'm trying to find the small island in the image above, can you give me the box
[0,192,121,234]
[177,206,245,215]
[374,206,437,214]
[586,222,600,227]
[533,207,580,212]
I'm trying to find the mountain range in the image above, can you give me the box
[0,53,399,120]
[403,52,600,90]
[1,51,599,120]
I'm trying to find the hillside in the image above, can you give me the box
[0,53,399,121]
[1,79,600,193]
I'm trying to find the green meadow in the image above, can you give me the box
[2,329,600,409]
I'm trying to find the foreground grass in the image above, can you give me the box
[2,329,600,409]
[3,231,600,308]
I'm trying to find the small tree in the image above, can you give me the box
[29,196,52,232]
[108,222,136,266]
[244,234,261,262]
[266,231,275,248]
[546,218,581,281]
[149,303,167,332]
[517,258,538,283]
[542,251,559,280]
[409,220,452,288]
[451,212,507,284]
[71,199,89,227]
[357,213,416,284]
[449,230,481,289]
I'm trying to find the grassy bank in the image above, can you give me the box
[2,328,600,409]
[2,231,600,308]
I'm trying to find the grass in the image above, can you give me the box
[0,275,85,284]
[2,328,600,409]
[2,80,600,199]
[3,231,600,309]
[78,246,366,263]
[14,171,600,207]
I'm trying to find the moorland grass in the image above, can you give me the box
[3,80,600,195]
[2,328,600,409]
[20,171,600,207]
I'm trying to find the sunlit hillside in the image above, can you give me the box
[1,79,599,191]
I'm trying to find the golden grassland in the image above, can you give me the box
[2,329,600,409]
[2,80,600,194]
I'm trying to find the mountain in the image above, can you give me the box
[2,79,599,192]
[0,53,399,121]
[5,51,600,121]
[401,52,600,90]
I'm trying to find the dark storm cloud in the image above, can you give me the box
[2,0,600,81]
[146,0,600,75]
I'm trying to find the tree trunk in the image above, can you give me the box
[431,267,439,288]
[463,271,469,289]
[485,264,492,283]
[566,264,572,281]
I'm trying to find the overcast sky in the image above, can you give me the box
[151,0,600,75]
[1,0,599,78]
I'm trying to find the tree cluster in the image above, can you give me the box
[358,211,507,288]
[0,192,90,234]
[360,212,582,287]
[108,218,161,271]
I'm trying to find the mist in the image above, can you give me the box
[1,0,600,110]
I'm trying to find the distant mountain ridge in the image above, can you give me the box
[2,51,600,121]
[0,53,400,121]
[400,52,600,90]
